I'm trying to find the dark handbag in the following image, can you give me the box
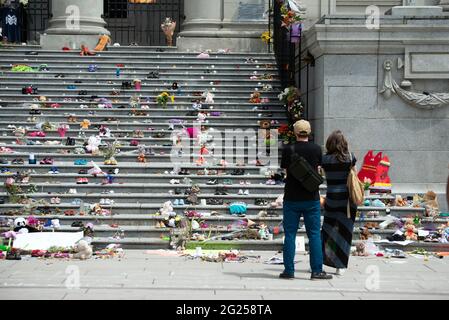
[288,145,323,192]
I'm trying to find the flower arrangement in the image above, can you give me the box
[278,124,296,144]
[5,178,25,204]
[363,178,372,191]
[101,141,121,165]
[278,86,304,122]
[161,17,177,47]
[261,31,272,45]
[280,2,302,28]
[156,91,175,106]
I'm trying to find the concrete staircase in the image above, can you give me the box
[0,46,447,252]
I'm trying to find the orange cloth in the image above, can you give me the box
[94,35,111,52]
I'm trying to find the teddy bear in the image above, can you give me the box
[249,91,262,104]
[404,218,418,241]
[202,90,215,104]
[353,243,368,256]
[72,240,93,260]
[423,190,439,217]
[160,201,175,216]
[359,227,372,241]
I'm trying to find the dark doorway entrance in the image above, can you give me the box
[103,0,184,46]
[20,0,51,44]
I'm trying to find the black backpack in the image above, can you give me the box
[288,145,324,192]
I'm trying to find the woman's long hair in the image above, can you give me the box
[326,130,350,163]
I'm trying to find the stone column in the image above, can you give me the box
[41,0,110,50]
[439,0,449,11]
[182,0,223,33]
[177,0,269,52]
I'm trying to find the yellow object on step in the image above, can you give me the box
[94,35,112,52]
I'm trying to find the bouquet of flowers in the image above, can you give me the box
[281,2,302,28]
[156,91,175,106]
[278,86,304,121]
[363,178,372,191]
[161,17,177,47]
[261,31,272,45]
[278,124,296,144]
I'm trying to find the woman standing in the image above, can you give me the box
[321,131,357,276]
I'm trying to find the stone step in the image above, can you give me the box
[0,224,415,241]
[3,213,441,227]
[0,70,278,79]
[0,50,276,60]
[2,61,277,71]
[0,173,273,184]
[0,202,425,215]
[0,77,278,86]
[0,114,283,124]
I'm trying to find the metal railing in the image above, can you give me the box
[270,0,301,89]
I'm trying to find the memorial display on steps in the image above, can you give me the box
[0,46,446,262]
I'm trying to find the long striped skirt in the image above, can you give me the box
[321,208,356,269]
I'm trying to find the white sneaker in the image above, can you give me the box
[170,179,180,185]
[336,268,346,276]
[244,190,250,195]
[238,189,244,195]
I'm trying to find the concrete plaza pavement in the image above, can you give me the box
[1,250,449,300]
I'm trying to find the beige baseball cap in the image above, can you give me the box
[293,120,311,136]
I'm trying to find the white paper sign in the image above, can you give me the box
[13,232,84,250]
[282,236,306,253]
[296,236,306,253]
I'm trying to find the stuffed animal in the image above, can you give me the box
[423,190,439,217]
[249,91,262,104]
[72,240,93,260]
[202,90,215,104]
[358,150,383,184]
[13,217,39,234]
[86,136,101,155]
[359,227,372,240]
[80,119,91,130]
[404,218,418,241]
[160,201,175,216]
[197,112,207,122]
[353,242,368,256]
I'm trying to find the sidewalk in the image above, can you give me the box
[1,251,449,300]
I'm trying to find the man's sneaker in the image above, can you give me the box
[311,272,333,280]
[279,272,294,280]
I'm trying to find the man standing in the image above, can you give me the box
[279,120,332,280]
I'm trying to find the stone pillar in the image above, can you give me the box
[182,0,223,33]
[41,0,110,50]
[439,0,449,11]
[177,0,269,52]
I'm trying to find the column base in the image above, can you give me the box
[40,34,102,50]
[177,30,269,53]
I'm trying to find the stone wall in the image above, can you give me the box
[301,15,449,208]
[300,0,440,28]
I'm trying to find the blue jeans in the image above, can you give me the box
[283,200,323,275]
